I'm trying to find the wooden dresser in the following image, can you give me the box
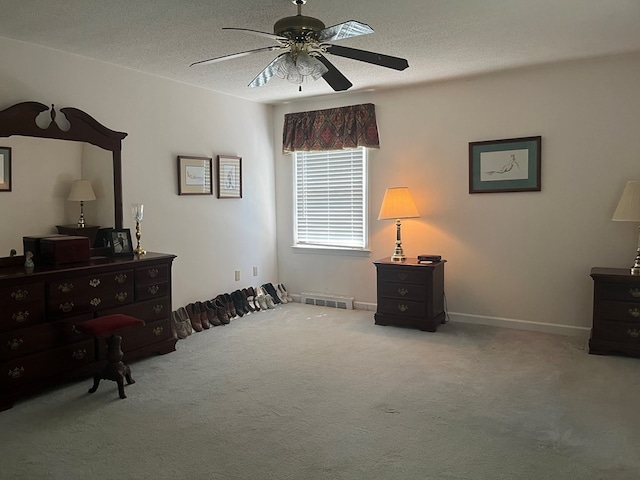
[590,267,640,357]
[373,257,446,332]
[0,252,177,410]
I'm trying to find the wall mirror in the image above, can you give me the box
[0,102,127,255]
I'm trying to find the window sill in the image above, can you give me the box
[291,245,371,257]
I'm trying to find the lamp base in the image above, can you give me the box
[391,253,406,262]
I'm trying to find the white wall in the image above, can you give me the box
[273,53,640,333]
[0,37,278,309]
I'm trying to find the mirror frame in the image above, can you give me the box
[0,101,127,228]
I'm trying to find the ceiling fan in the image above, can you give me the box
[190,0,409,92]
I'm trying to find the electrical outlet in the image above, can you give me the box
[235,270,240,281]
[253,266,258,276]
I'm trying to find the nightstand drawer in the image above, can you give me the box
[378,282,424,300]
[378,298,426,317]
[599,301,640,323]
[600,283,640,302]
[378,267,426,285]
[593,320,640,345]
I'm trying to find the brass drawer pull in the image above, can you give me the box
[397,272,408,281]
[628,308,640,318]
[90,297,102,307]
[58,282,74,293]
[629,288,640,298]
[12,311,29,323]
[71,325,81,335]
[8,366,24,379]
[398,287,409,296]
[114,273,128,284]
[89,278,101,288]
[115,292,128,302]
[72,349,87,360]
[153,304,164,314]
[11,289,28,301]
[148,268,159,278]
[398,304,409,312]
[628,329,640,338]
[59,302,74,313]
[7,338,24,350]
[153,326,164,336]
[148,285,160,295]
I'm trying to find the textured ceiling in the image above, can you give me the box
[1,0,640,105]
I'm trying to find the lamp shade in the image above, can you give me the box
[378,187,420,220]
[612,181,640,222]
[68,180,96,202]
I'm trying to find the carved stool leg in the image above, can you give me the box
[88,375,102,394]
[124,365,135,385]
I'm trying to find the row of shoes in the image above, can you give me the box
[170,283,293,340]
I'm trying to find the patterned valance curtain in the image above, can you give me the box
[282,103,380,154]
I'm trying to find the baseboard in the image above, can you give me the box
[448,312,590,337]
[291,296,589,336]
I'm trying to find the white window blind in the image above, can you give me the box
[294,148,367,249]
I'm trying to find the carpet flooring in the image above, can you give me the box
[0,303,639,479]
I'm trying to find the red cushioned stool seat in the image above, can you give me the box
[77,314,146,399]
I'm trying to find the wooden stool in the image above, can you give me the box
[76,314,145,399]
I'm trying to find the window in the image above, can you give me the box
[294,147,368,250]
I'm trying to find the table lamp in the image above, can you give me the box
[612,181,640,275]
[378,187,420,261]
[68,179,96,228]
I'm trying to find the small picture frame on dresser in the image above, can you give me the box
[109,229,133,257]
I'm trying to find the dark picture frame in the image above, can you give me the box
[0,146,11,192]
[469,136,541,194]
[178,155,213,195]
[216,155,242,199]
[110,228,133,256]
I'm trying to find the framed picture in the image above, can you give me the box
[469,136,541,194]
[217,155,242,199]
[0,146,11,192]
[178,156,213,195]
[110,228,133,256]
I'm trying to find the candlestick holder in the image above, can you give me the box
[132,203,146,255]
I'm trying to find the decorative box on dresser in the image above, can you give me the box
[374,257,446,332]
[590,267,640,357]
[0,252,176,411]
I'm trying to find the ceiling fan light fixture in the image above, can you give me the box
[274,51,327,85]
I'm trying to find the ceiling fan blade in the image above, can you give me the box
[190,46,285,67]
[248,53,289,88]
[316,55,353,91]
[222,27,287,42]
[325,44,409,71]
[318,20,374,42]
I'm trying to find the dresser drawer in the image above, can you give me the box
[48,269,135,316]
[98,296,170,323]
[92,318,172,361]
[135,281,169,301]
[135,264,169,285]
[599,283,640,302]
[0,283,45,305]
[2,339,95,387]
[377,298,426,317]
[0,301,46,332]
[599,301,640,323]
[593,320,640,345]
[0,315,92,360]
[377,266,427,285]
[378,282,424,301]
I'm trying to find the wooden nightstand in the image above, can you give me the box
[590,267,640,357]
[373,257,446,332]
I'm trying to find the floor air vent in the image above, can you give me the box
[301,292,354,310]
